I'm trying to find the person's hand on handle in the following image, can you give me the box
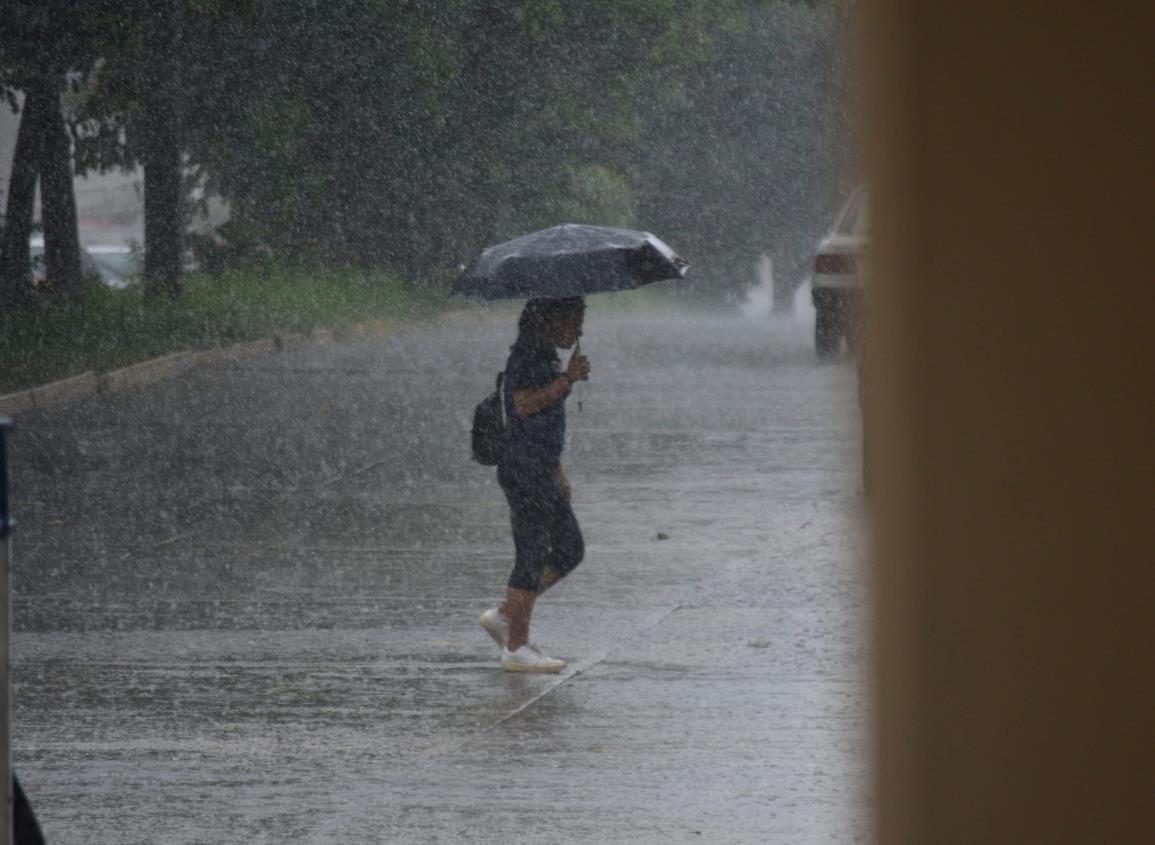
[513,342,589,419]
[566,341,590,384]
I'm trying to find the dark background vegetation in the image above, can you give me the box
[1,0,851,386]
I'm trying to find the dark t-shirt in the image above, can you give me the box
[503,334,569,464]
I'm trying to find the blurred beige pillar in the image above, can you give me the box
[862,3,1155,844]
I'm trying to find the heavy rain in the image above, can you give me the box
[0,2,866,842]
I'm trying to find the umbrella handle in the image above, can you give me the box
[569,344,583,413]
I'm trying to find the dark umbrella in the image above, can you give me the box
[450,224,689,300]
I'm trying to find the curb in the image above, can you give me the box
[0,315,440,417]
[99,351,199,394]
[0,371,97,415]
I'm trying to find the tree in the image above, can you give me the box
[38,75,84,297]
[0,1,114,302]
[170,0,719,288]
[173,0,847,303]
[0,75,86,301]
[0,83,48,307]
[65,0,191,298]
[140,0,184,298]
[3,1,204,301]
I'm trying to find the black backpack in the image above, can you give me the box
[471,372,508,466]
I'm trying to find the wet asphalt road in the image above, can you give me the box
[9,309,867,843]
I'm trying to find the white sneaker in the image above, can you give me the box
[480,607,544,653]
[501,645,565,673]
[479,607,510,648]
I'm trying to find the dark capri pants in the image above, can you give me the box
[497,457,584,593]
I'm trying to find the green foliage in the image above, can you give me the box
[0,1,116,90]
[168,0,713,286]
[0,266,421,394]
[4,0,850,306]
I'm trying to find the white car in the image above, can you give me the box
[30,239,138,289]
[811,186,869,356]
[84,245,139,288]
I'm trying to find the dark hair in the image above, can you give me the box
[516,296,585,342]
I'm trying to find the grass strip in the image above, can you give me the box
[0,265,431,395]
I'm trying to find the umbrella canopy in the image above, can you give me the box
[450,224,689,301]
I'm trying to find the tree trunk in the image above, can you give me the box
[142,0,183,299]
[0,85,49,308]
[38,77,84,298]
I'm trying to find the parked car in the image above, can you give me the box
[30,239,138,289]
[811,186,869,356]
[84,245,139,288]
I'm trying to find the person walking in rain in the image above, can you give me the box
[479,297,591,672]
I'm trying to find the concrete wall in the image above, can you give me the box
[863,2,1155,843]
